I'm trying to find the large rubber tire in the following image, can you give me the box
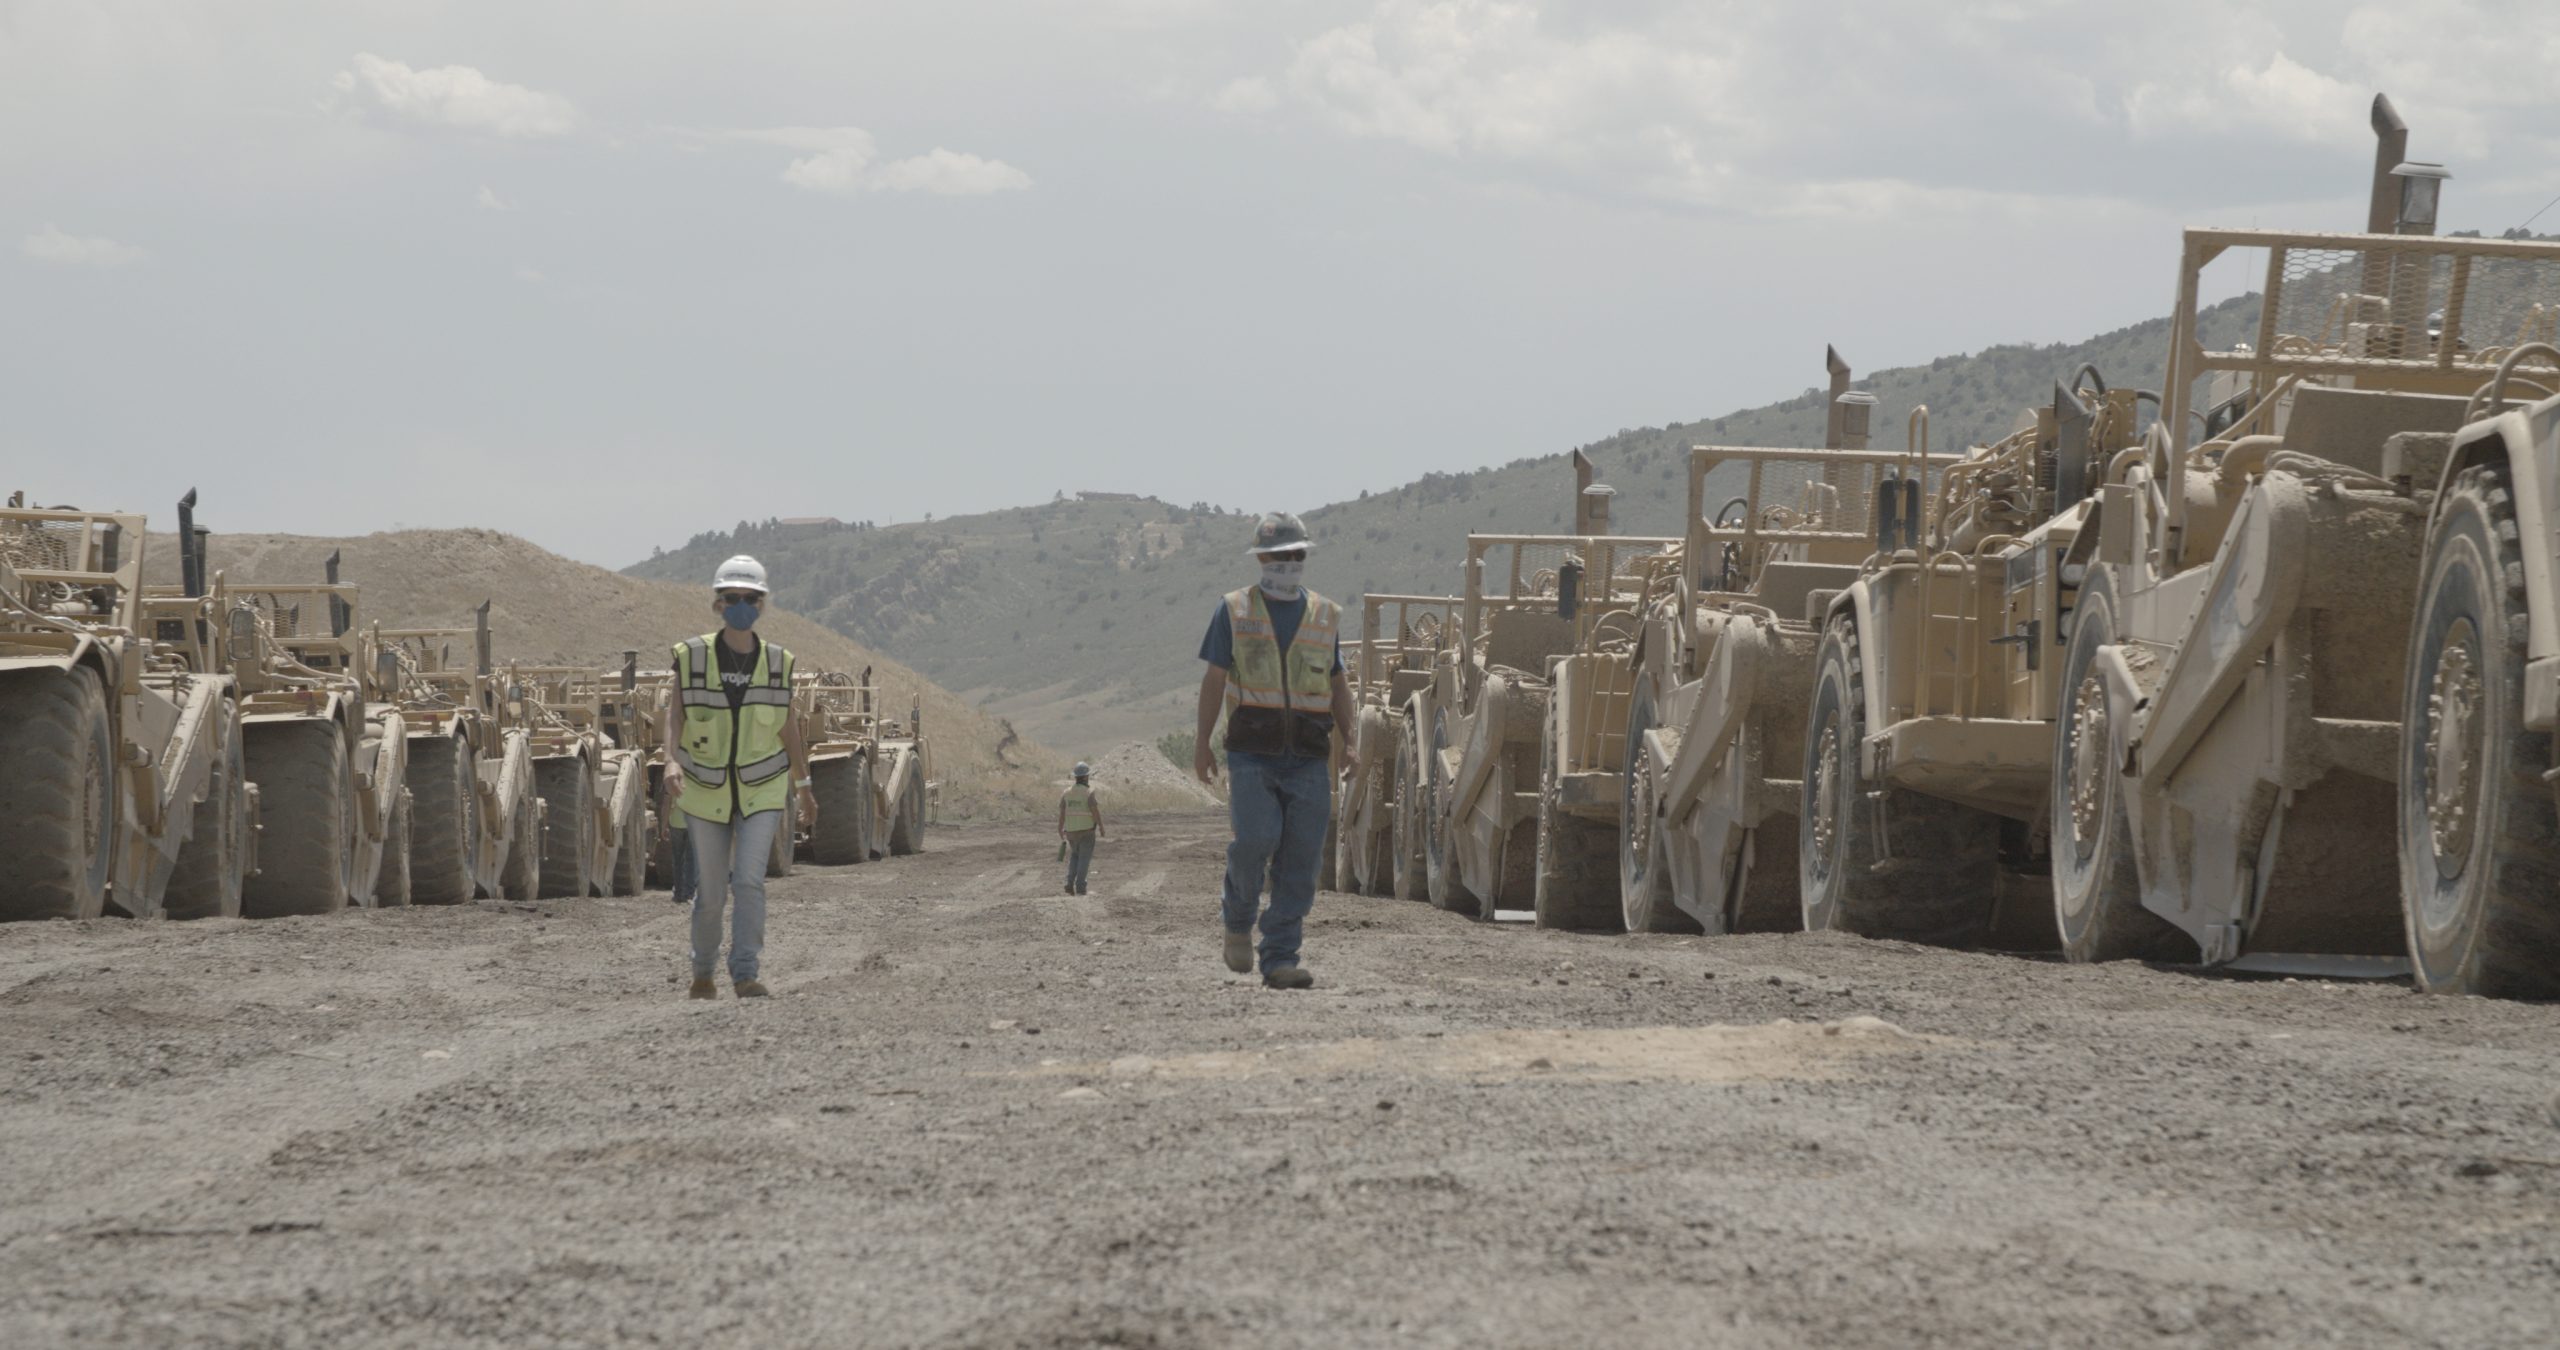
[500,788,541,902]
[607,766,648,896]
[165,703,247,920]
[1534,693,1621,931]
[888,761,926,856]
[534,758,594,899]
[2399,463,2560,998]
[242,720,355,918]
[1618,677,1695,934]
[0,666,116,921]
[1799,617,1998,947]
[1423,707,1480,915]
[404,734,478,905]
[807,756,868,864]
[376,793,413,906]
[1389,718,1428,900]
[2052,575,2192,963]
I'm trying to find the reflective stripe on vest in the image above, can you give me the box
[1224,587,1336,714]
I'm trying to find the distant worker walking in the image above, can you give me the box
[1058,762,1105,895]
[664,555,815,1000]
[1193,513,1358,990]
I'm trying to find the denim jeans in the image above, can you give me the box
[669,823,697,904]
[1222,751,1331,973]
[1065,830,1096,892]
[686,810,780,981]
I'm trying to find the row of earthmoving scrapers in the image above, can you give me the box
[1335,118,2560,1001]
[0,493,933,924]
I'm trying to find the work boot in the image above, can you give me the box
[734,979,770,998]
[1262,965,1315,991]
[1064,884,1076,895]
[688,977,716,1000]
[1223,929,1253,974]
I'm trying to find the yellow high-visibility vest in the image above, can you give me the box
[1061,784,1098,832]
[1221,586,1337,757]
[670,633,796,824]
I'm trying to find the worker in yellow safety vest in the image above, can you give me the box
[1057,761,1106,895]
[1192,512,1358,990]
[663,554,815,1000]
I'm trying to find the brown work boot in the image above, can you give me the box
[1223,929,1253,974]
[1262,965,1314,990]
[734,979,770,998]
[688,977,716,1000]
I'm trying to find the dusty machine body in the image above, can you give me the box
[1414,462,1679,921]
[205,555,412,913]
[2041,227,2560,976]
[374,606,543,902]
[1626,403,1966,938]
[2399,356,2560,996]
[506,663,651,897]
[1337,592,1462,897]
[795,669,883,866]
[0,494,253,920]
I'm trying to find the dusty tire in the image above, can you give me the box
[1618,678,1696,934]
[1423,707,1479,915]
[0,666,116,921]
[501,788,541,902]
[1535,694,1621,931]
[376,793,413,906]
[1390,718,1428,900]
[2399,464,2560,998]
[888,762,926,856]
[2052,574,2192,963]
[404,734,478,905]
[242,720,356,918]
[1799,617,1998,947]
[534,758,594,899]
[165,703,247,920]
[607,767,648,896]
[807,757,867,864]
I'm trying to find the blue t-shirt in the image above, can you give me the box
[1199,594,1345,675]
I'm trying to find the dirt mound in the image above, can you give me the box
[1077,740,1223,812]
[145,527,1070,819]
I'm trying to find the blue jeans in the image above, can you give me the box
[686,810,779,982]
[669,823,697,904]
[1221,751,1331,973]
[1065,830,1096,892]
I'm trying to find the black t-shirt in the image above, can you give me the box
[674,635,763,711]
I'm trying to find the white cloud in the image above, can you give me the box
[2125,51,2365,148]
[868,149,1033,196]
[514,265,545,284]
[737,127,1028,197]
[476,185,514,212]
[21,225,147,268]
[1211,76,1279,114]
[332,53,578,138]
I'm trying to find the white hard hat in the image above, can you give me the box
[1074,762,1091,777]
[713,555,769,594]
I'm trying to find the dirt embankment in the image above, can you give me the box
[3,810,2556,1348]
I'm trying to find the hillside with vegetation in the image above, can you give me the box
[627,295,2274,748]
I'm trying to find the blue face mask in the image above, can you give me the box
[723,601,761,632]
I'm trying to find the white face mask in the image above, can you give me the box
[1258,557,1305,600]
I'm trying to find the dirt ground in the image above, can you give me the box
[3,811,2556,1349]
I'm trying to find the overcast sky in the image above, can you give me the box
[7,1,2556,566]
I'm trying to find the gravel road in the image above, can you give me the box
[3,811,2556,1349]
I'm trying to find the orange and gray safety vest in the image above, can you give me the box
[669,633,796,824]
[1220,586,1337,758]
